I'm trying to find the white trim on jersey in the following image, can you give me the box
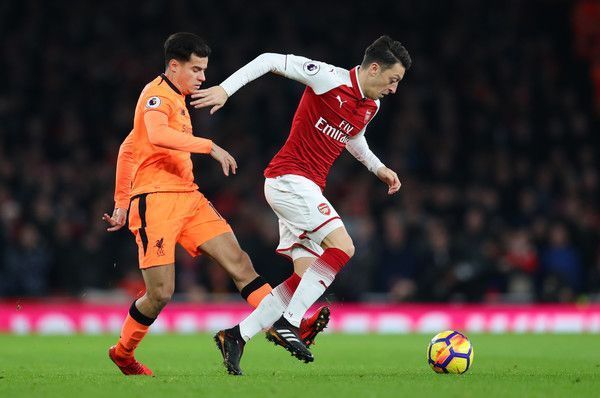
[345,85,383,174]
[220,53,350,96]
[346,130,385,173]
[353,66,366,99]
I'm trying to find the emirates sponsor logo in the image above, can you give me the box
[318,203,331,215]
[314,116,352,144]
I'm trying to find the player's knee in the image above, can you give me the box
[154,292,172,310]
[326,242,355,258]
[323,228,355,258]
[341,243,355,258]
[148,286,173,309]
[336,235,355,258]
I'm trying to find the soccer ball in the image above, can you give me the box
[427,330,474,374]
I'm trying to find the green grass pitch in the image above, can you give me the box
[0,334,597,397]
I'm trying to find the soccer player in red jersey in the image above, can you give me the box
[191,36,411,375]
[103,33,329,376]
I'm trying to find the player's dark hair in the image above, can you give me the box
[361,36,411,70]
[164,32,211,66]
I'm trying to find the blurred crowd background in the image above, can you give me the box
[1,0,599,304]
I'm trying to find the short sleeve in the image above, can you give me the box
[141,90,175,116]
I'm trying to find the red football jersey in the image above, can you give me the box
[221,54,381,190]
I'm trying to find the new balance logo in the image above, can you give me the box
[336,95,348,108]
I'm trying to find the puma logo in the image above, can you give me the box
[336,95,348,108]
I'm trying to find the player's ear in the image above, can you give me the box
[368,62,380,76]
[168,59,179,73]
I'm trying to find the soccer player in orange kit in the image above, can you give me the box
[103,33,329,376]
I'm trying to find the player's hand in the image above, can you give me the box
[102,208,128,232]
[376,166,401,195]
[210,143,238,176]
[190,86,228,114]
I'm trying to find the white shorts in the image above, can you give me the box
[264,175,344,261]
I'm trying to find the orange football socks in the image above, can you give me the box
[114,301,156,360]
[240,276,273,308]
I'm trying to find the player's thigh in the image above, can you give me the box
[264,176,313,225]
[198,232,257,278]
[265,175,343,244]
[178,192,233,258]
[129,193,183,269]
[293,257,315,276]
[274,218,324,262]
[321,226,354,255]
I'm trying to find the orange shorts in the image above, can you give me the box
[128,191,232,269]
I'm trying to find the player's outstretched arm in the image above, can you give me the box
[376,166,401,195]
[190,86,228,115]
[189,53,285,112]
[190,53,340,112]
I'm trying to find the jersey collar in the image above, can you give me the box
[159,73,182,95]
[350,66,366,100]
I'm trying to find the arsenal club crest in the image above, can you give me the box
[318,203,331,215]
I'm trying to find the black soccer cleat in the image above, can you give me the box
[265,316,314,363]
[214,328,245,376]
